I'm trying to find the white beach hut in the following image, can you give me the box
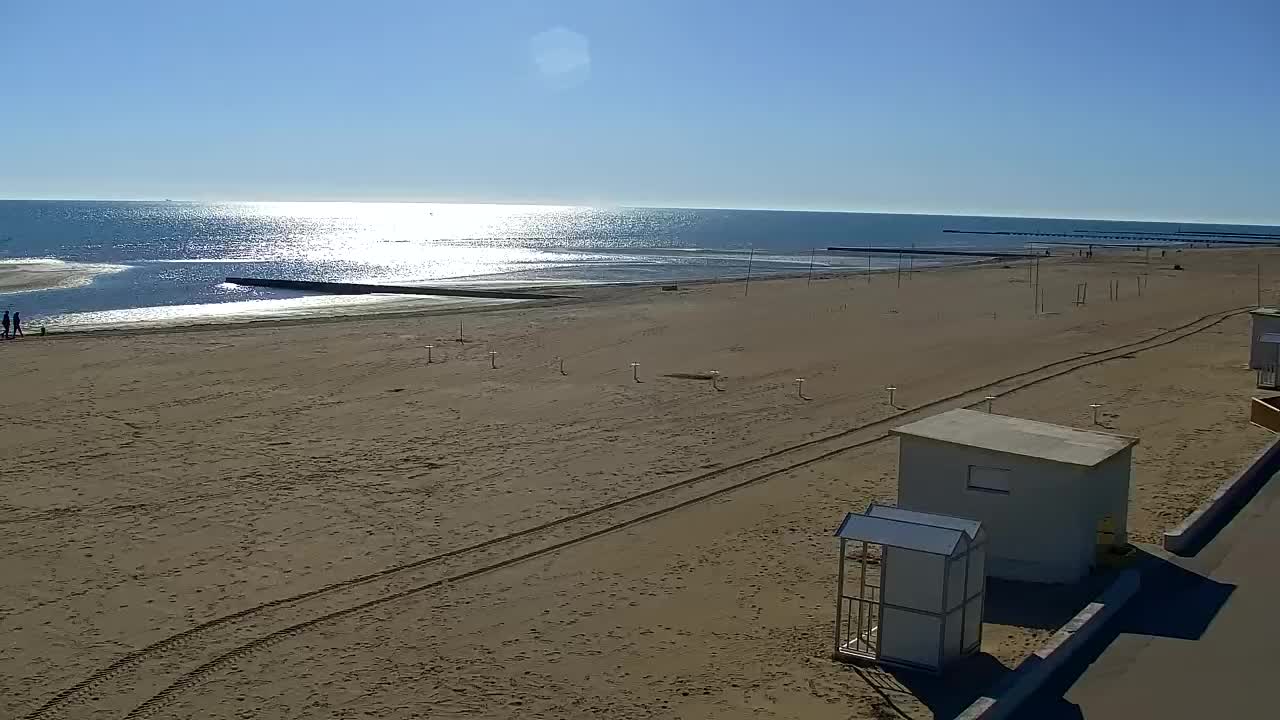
[833,503,986,673]
[891,409,1137,584]
[1249,309,1280,387]
[1249,308,1280,370]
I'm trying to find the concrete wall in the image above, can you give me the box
[1249,313,1280,369]
[955,569,1141,720]
[1164,434,1280,555]
[1092,449,1132,546]
[897,437,1115,583]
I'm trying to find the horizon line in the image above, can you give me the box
[0,196,1276,229]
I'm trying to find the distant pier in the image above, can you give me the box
[944,229,1280,246]
[224,277,576,300]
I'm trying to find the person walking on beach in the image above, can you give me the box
[2,310,9,339]
[11,312,21,338]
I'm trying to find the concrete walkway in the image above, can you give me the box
[1019,471,1280,718]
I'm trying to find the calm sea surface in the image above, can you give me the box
[0,201,1271,330]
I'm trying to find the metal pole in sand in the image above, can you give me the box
[795,378,806,399]
[558,357,566,375]
[1090,403,1102,425]
[808,248,816,286]
[489,351,498,369]
[886,385,897,408]
[1258,264,1263,308]
[744,247,755,297]
[458,319,464,343]
[897,252,903,289]
[631,362,641,383]
[426,345,434,364]
[985,396,997,413]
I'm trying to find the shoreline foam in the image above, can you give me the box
[32,255,1001,336]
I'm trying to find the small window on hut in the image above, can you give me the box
[967,465,1011,494]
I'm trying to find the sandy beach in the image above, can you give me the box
[0,259,128,295]
[3,247,1276,719]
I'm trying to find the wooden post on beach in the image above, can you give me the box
[896,252,903,289]
[1074,282,1088,306]
[808,248,816,286]
[631,362,641,383]
[1030,255,1038,314]
[744,247,755,297]
[458,320,464,343]
[909,243,915,276]
[709,370,722,391]
[1090,403,1103,425]
[1258,264,1263,308]
[866,251,871,284]
[985,396,997,413]
[425,345,434,363]
[886,385,897,408]
[489,351,498,369]
[558,357,566,375]
[795,378,806,399]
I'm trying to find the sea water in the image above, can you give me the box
[0,200,1268,330]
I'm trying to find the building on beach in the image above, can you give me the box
[891,409,1137,584]
[832,503,986,672]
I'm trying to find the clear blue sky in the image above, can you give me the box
[2,0,1277,222]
